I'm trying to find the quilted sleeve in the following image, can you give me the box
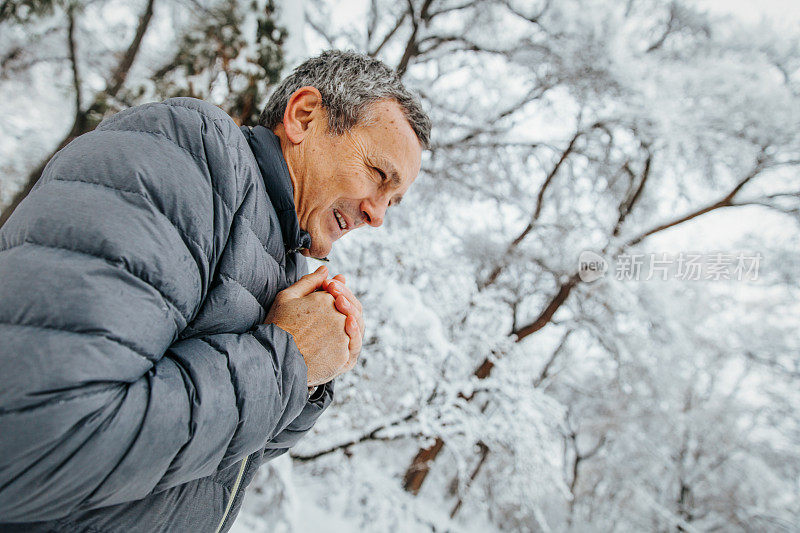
[0,101,312,521]
[261,376,335,463]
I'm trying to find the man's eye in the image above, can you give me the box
[374,167,387,181]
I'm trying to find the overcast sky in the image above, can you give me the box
[696,0,800,25]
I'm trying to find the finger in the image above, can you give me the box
[324,281,365,341]
[343,346,360,373]
[343,318,361,372]
[329,283,365,338]
[283,265,328,297]
[321,274,344,292]
[334,295,361,336]
[325,280,362,313]
[332,327,351,377]
[333,296,364,342]
[346,315,362,362]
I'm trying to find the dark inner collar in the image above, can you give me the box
[241,125,312,254]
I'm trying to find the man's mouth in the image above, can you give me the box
[333,209,348,231]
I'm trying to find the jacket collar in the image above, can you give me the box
[241,125,312,254]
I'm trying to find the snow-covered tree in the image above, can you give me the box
[285,0,800,530]
[0,0,285,224]
[3,0,799,530]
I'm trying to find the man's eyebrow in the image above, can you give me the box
[372,156,401,188]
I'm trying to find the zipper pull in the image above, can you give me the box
[285,246,328,262]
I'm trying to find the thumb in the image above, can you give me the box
[283,265,328,297]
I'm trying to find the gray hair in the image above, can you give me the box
[259,50,431,149]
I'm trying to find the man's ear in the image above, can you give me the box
[282,86,323,144]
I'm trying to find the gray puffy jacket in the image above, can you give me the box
[0,97,333,532]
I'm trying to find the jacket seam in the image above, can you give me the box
[59,130,269,261]
[218,273,266,309]
[258,325,286,402]
[158,351,199,478]
[80,382,151,510]
[35,176,211,267]
[88,127,236,216]
[98,99,245,157]
[161,101,247,154]
[54,519,107,533]
[100,99,249,209]
[197,337,243,459]
[200,336,243,432]
[0,320,154,363]
[0,382,121,416]
[1,239,189,324]
[168,352,196,440]
[237,215,282,265]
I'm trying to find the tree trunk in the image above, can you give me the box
[402,273,581,494]
[0,0,156,227]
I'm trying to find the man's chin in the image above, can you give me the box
[303,240,333,259]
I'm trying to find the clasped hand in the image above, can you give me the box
[265,265,365,386]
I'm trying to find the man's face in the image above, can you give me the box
[285,99,423,258]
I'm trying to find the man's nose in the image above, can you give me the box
[360,197,388,227]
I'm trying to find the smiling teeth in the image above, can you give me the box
[334,210,347,230]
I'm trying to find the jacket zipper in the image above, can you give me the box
[214,457,248,533]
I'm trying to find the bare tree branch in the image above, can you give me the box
[403,437,445,494]
[449,441,489,518]
[66,3,82,114]
[427,0,478,20]
[292,409,421,462]
[513,273,582,341]
[612,148,652,237]
[501,0,549,27]
[105,0,155,98]
[0,54,70,80]
[566,422,607,521]
[305,11,336,48]
[0,45,24,71]
[624,153,768,247]
[292,431,422,462]
[533,329,574,387]
[0,0,157,228]
[395,0,430,77]
[478,126,588,290]
[369,10,408,57]
[646,2,677,53]
[434,84,554,155]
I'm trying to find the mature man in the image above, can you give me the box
[0,50,430,532]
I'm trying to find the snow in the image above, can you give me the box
[3,0,800,530]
